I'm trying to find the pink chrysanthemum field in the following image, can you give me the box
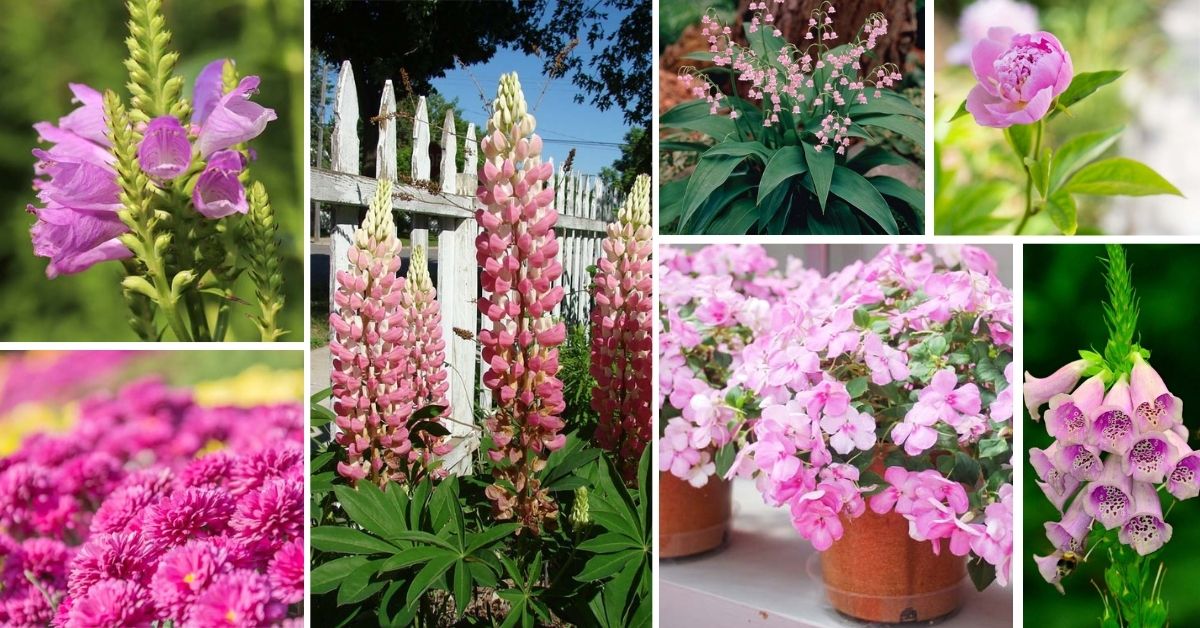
[0,353,303,627]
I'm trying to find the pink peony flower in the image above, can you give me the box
[966,28,1073,128]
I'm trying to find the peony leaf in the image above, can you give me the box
[950,99,970,122]
[1045,190,1078,236]
[1065,158,1183,197]
[1052,71,1125,116]
[1049,126,1124,193]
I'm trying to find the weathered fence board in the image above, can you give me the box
[313,61,620,474]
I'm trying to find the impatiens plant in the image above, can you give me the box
[951,28,1181,235]
[27,0,286,341]
[659,244,1014,588]
[329,178,450,488]
[591,174,653,483]
[660,1,925,235]
[0,378,304,626]
[1030,245,1188,625]
[476,72,568,534]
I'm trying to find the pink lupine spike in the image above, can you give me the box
[475,73,565,534]
[590,174,653,484]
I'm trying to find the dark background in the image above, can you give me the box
[1024,244,1200,625]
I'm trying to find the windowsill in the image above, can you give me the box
[660,480,1013,627]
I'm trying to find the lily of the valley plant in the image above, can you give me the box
[660,244,1014,588]
[27,0,286,341]
[1029,245,1185,626]
[954,28,1181,235]
[660,0,924,235]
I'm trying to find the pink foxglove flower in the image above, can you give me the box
[138,115,192,180]
[197,76,276,157]
[1024,359,1087,420]
[1044,495,1092,553]
[1167,451,1200,500]
[966,28,1073,128]
[1083,454,1133,530]
[1123,434,1173,484]
[591,174,653,483]
[476,73,566,532]
[1118,481,1172,556]
[329,179,416,487]
[1091,375,1137,454]
[1034,551,1068,594]
[193,150,249,218]
[1044,374,1104,444]
[1129,353,1183,433]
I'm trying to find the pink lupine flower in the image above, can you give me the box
[1083,455,1133,530]
[1118,481,1172,556]
[193,150,249,218]
[476,73,566,532]
[197,76,276,157]
[138,116,192,179]
[1044,373,1104,444]
[1129,354,1182,433]
[1024,359,1087,420]
[966,28,1073,128]
[591,175,653,482]
[397,244,454,469]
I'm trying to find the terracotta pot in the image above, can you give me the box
[659,472,732,558]
[820,508,965,623]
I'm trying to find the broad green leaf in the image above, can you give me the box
[311,403,334,427]
[1004,124,1034,161]
[802,142,834,211]
[453,560,471,618]
[406,554,457,606]
[1053,71,1124,115]
[949,99,969,122]
[757,146,808,205]
[689,175,755,233]
[968,555,997,592]
[1028,148,1052,197]
[846,376,869,399]
[1049,126,1123,193]
[311,451,334,471]
[389,530,457,552]
[310,471,334,494]
[589,509,639,540]
[660,140,711,153]
[856,114,924,146]
[714,443,735,476]
[660,99,711,126]
[660,100,736,140]
[465,522,521,554]
[577,532,642,554]
[978,436,1011,458]
[377,546,450,573]
[679,155,744,228]
[846,146,912,175]
[311,387,333,403]
[682,51,715,62]
[808,197,858,234]
[707,197,758,234]
[575,551,634,582]
[333,484,405,540]
[337,561,386,605]
[311,556,368,595]
[702,141,773,163]
[1065,158,1182,197]
[310,527,401,555]
[849,91,924,120]
[868,175,925,214]
[830,166,899,234]
[756,179,792,233]
[408,404,447,423]
[658,178,688,228]
[1045,189,1078,235]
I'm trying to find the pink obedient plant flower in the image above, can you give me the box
[591,174,653,483]
[193,149,249,218]
[966,27,1073,128]
[475,73,566,534]
[658,244,1014,586]
[197,75,277,158]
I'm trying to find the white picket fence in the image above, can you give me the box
[312,61,619,469]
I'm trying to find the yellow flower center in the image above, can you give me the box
[183,572,196,584]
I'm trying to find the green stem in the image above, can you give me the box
[1013,118,1045,235]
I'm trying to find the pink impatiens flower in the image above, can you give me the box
[892,368,980,455]
[819,407,876,455]
[966,28,1073,128]
[789,488,843,551]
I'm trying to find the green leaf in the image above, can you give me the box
[311,556,368,595]
[660,100,736,140]
[830,166,899,234]
[848,91,924,120]
[1065,157,1183,197]
[389,530,457,552]
[846,146,913,175]
[757,146,808,206]
[1004,124,1034,161]
[1045,189,1078,236]
[702,141,773,163]
[1029,148,1052,198]
[452,560,472,618]
[682,51,715,62]
[856,114,924,146]
[311,527,401,555]
[967,555,997,592]
[1049,126,1124,193]
[658,178,688,228]
[337,561,386,605]
[310,403,335,428]
[714,443,735,477]
[409,404,447,423]
[688,175,755,233]
[707,197,758,235]
[406,554,457,606]
[575,551,634,583]
[679,155,745,228]
[377,546,450,573]
[808,197,859,234]
[1053,71,1124,114]
[846,376,869,399]
[802,142,834,211]
[869,175,924,214]
[465,522,521,554]
[333,483,405,540]
[978,436,1011,459]
[578,532,642,554]
[949,99,969,122]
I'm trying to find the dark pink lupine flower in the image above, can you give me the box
[138,116,192,179]
[1083,455,1133,530]
[197,76,276,158]
[192,149,248,218]
[1118,481,1172,556]
[267,537,304,605]
[68,579,157,627]
[187,569,286,627]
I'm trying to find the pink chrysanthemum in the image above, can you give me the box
[89,485,158,535]
[186,569,286,627]
[227,444,303,497]
[267,537,304,605]
[67,579,158,627]
[151,539,233,621]
[68,532,158,598]
[230,479,302,555]
[180,451,236,490]
[143,487,235,550]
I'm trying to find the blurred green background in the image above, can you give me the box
[935,0,1179,234]
[1025,244,1200,625]
[0,0,304,340]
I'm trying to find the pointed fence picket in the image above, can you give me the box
[312,61,619,474]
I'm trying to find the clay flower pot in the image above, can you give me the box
[659,471,732,558]
[820,508,965,623]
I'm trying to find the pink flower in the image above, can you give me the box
[862,332,908,385]
[893,369,979,455]
[1118,481,1172,556]
[1129,354,1182,433]
[151,539,233,620]
[267,538,304,605]
[67,579,157,627]
[1044,374,1104,444]
[192,59,229,126]
[186,569,286,627]
[192,150,248,218]
[68,532,158,599]
[946,0,1039,65]
[966,28,1073,128]
[1024,359,1087,420]
[230,479,302,555]
[819,407,876,455]
[970,484,1014,585]
[138,116,192,180]
[197,76,277,157]
[143,487,235,550]
[789,489,843,551]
